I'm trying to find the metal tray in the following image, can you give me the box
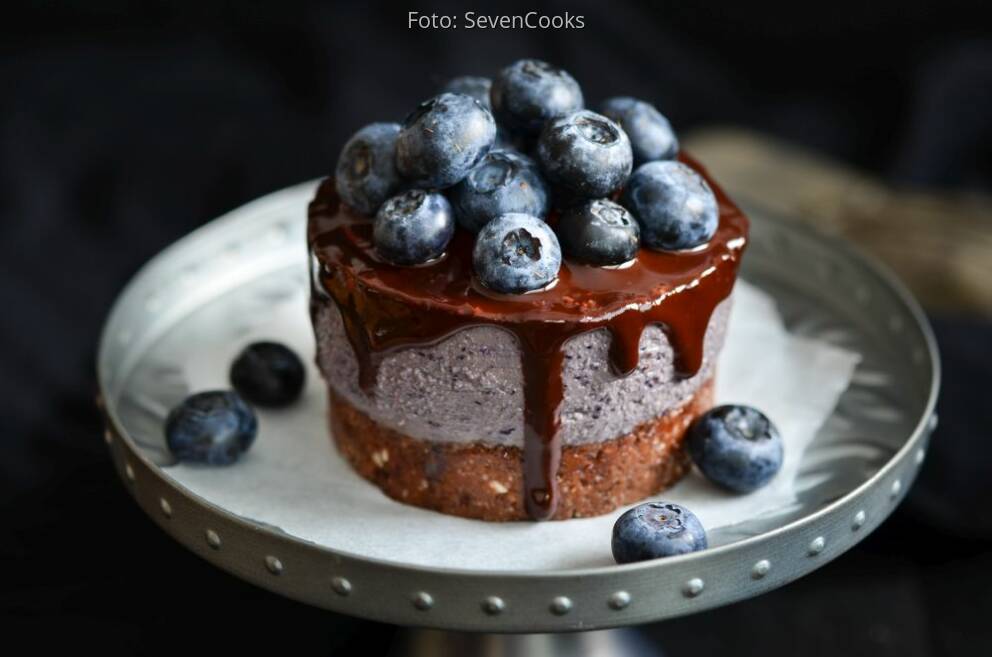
[97,181,939,634]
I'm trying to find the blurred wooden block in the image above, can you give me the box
[685,128,992,318]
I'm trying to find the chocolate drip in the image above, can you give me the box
[308,155,748,520]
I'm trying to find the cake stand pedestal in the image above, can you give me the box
[97,182,939,655]
[390,628,663,657]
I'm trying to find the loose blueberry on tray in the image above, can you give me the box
[612,501,708,564]
[230,341,306,408]
[450,149,549,233]
[374,189,455,266]
[537,110,633,199]
[490,59,584,137]
[395,92,496,189]
[623,160,718,251]
[165,391,258,465]
[557,199,640,266]
[600,96,679,165]
[334,122,403,215]
[473,212,561,293]
[688,405,784,493]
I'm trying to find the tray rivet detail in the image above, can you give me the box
[481,596,504,615]
[159,498,172,518]
[265,555,283,575]
[751,560,771,579]
[608,591,631,610]
[124,463,135,482]
[890,479,902,499]
[808,536,825,556]
[331,577,352,596]
[683,578,704,598]
[205,529,221,549]
[412,591,433,611]
[550,596,572,615]
[915,448,926,465]
[103,429,113,446]
[928,414,938,432]
[852,510,866,530]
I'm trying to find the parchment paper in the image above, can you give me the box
[170,280,860,571]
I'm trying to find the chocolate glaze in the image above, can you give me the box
[308,154,748,520]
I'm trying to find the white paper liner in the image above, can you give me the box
[171,280,860,572]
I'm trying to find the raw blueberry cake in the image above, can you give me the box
[308,60,748,521]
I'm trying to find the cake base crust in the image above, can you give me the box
[328,378,713,521]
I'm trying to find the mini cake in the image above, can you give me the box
[308,60,748,521]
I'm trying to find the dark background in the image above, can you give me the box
[2,1,991,654]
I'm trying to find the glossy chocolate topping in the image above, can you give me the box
[308,154,748,520]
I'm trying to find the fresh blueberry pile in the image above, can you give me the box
[334,58,718,293]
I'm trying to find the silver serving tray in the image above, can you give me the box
[98,181,939,633]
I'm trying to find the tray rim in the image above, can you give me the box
[97,182,940,632]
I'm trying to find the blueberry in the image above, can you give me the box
[450,149,550,232]
[688,405,784,493]
[473,213,561,293]
[490,59,584,137]
[165,391,257,465]
[558,199,640,265]
[334,122,403,215]
[441,77,522,150]
[622,161,718,251]
[600,97,679,164]
[230,341,306,408]
[374,189,454,265]
[612,502,708,564]
[536,110,632,199]
[442,75,492,110]
[396,92,496,189]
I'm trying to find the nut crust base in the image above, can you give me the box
[329,378,713,521]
